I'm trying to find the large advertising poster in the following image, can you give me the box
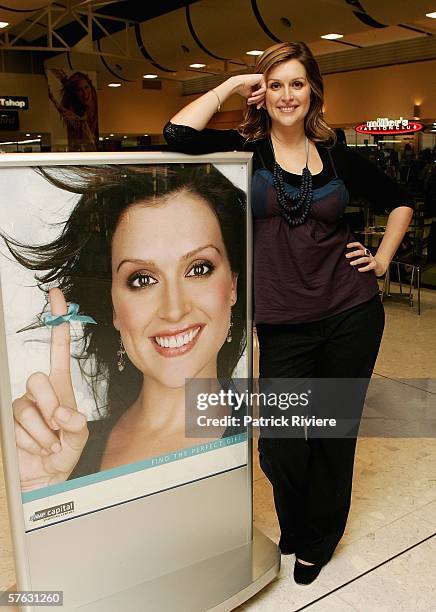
[0,161,248,532]
[47,69,99,151]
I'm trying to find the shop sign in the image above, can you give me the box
[355,117,423,135]
[0,110,19,130]
[0,95,29,110]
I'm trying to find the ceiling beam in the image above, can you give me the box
[0,3,139,59]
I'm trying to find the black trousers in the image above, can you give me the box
[256,295,385,565]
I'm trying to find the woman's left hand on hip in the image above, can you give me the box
[345,242,387,277]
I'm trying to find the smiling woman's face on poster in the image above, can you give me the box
[111,190,237,390]
[0,161,248,529]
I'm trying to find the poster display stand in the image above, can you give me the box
[0,152,280,611]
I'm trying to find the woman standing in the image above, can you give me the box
[164,42,413,584]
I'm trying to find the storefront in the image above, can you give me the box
[334,116,436,291]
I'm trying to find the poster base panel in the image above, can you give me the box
[73,528,280,612]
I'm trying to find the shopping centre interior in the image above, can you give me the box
[0,1,435,610]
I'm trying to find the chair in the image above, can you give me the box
[384,251,435,315]
[382,209,436,315]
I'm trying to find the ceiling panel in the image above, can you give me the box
[344,25,428,47]
[359,0,436,25]
[0,1,56,29]
[308,40,350,56]
[180,0,273,60]
[139,7,219,71]
[256,0,378,40]
[1,0,435,83]
[186,0,379,59]
[415,17,436,31]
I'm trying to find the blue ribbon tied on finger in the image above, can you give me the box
[42,303,97,327]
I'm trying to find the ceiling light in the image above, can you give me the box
[0,138,40,145]
[0,22,9,29]
[123,135,127,138]
[425,12,436,18]
[246,50,263,56]
[108,83,121,88]
[189,63,206,68]
[143,74,158,79]
[321,33,344,40]
[25,133,30,137]
[110,133,114,137]
[143,134,148,137]
[37,135,41,138]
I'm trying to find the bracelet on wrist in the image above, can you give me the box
[210,89,221,112]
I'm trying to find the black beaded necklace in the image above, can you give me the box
[270,135,313,227]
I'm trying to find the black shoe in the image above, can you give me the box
[293,559,323,585]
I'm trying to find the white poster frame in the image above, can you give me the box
[0,152,278,611]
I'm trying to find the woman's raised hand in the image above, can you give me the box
[234,74,266,109]
[12,288,89,492]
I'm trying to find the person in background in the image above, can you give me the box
[386,148,400,181]
[400,142,416,182]
[334,128,347,146]
[48,70,99,151]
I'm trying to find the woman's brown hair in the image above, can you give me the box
[239,42,335,144]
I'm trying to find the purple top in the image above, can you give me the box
[163,123,413,325]
[252,165,379,323]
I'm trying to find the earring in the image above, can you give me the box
[226,311,233,343]
[117,337,126,372]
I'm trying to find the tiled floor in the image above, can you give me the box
[1,285,435,611]
[240,286,436,611]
